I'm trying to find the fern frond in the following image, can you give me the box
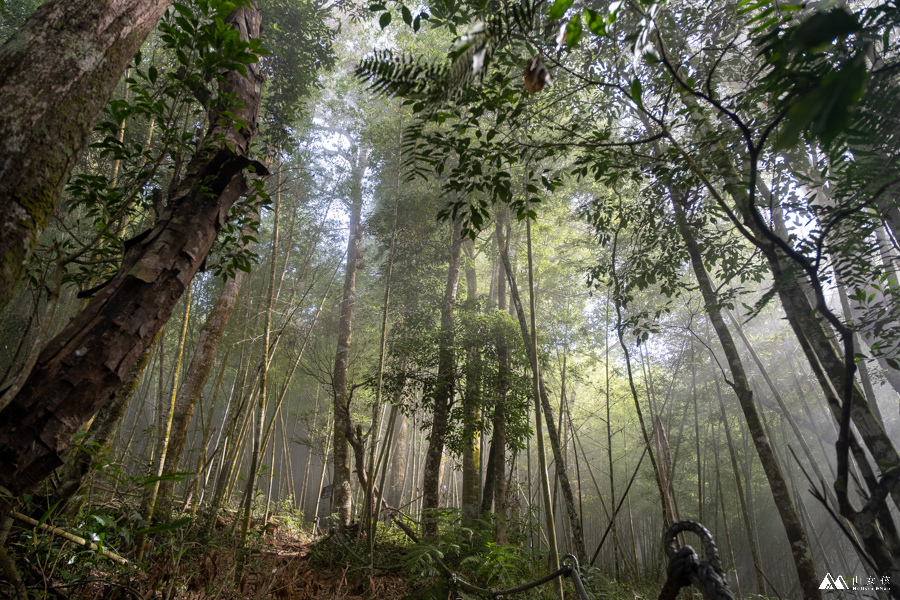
[355,50,439,99]
[355,0,542,107]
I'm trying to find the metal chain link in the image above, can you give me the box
[658,521,735,600]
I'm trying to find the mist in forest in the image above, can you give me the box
[0,0,899,599]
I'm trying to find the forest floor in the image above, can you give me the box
[3,503,659,600]
[5,513,420,600]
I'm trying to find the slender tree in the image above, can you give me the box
[331,141,368,528]
[422,220,462,538]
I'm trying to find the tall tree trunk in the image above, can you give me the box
[389,404,409,509]
[490,209,509,544]
[300,389,320,511]
[331,146,367,529]
[201,299,259,535]
[675,93,900,553]
[524,211,561,584]
[496,216,587,561]
[461,253,481,527]
[672,195,822,600]
[366,177,401,557]
[726,306,881,561]
[835,284,886,425]
[0,3,265,510]
[602,301,620,576]
[0,0,173,312]
[463,239,478,300]
[712,418,743,600]
[422,221,462,539]
[690,340,703,523]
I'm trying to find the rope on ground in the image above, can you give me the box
[658,521,734,600]
[450,554,590,600]
[332,508,590,600]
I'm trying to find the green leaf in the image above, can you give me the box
[630,78,644,108]
[172,2,194,19]
[565,14,583,48]
[148,66,158,85]
[548,0,575,21]
[37,502,61,530]
[402,5,412,25]
[789,8,860,52]
[584,8,605,36]
[774,56,868,149]
[379,11,392,29]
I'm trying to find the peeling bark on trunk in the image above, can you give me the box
[0,4,264,508]
[422,222,462,539]
[49,335,157,514]
[0,0,173,311]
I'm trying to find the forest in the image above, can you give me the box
[0,0,898,599]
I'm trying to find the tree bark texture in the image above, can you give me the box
[422,222,462,539]
[0,0,173,311]
[49,335,157,514]
[673,196,822,600]
[0,4,264,505]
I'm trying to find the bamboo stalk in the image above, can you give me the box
[10,511,128,565]
[137,280,192,561]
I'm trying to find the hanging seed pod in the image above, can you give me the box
[524,57,552,95]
